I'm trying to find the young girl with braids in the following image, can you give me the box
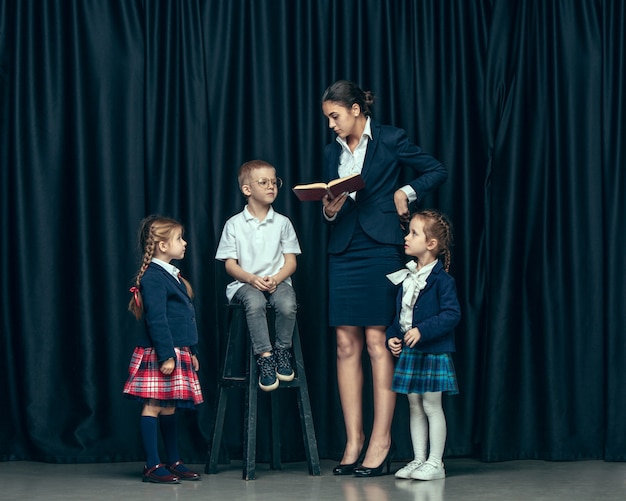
[385,209,461,481]
[123,215,203,484]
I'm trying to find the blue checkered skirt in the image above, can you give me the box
[392,349,458,395]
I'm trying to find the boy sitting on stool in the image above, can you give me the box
[215,159,301,391]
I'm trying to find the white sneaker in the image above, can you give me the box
[411,461,446,480]
[394,459,424,479]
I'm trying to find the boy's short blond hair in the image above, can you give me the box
[238,159,276,188]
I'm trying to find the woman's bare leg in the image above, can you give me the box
[336,325,366,464]
[360,325,396,468]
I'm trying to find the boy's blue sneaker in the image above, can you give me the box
[274,347,295,382]
[257,354,279,391]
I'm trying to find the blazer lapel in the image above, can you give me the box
[151,263,188,297]
[422,261,443,294]
[361,120,381,181]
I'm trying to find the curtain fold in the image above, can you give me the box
[1,0,624,463]
[602,0,626,462]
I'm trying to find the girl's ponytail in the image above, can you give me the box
[128,216,159,319]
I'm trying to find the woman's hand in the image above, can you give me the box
[160,357,175,375]
[403,327,421,348]
[394,190,410,224]
[322,192,348,218]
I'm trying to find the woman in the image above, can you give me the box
[320,80,447,477]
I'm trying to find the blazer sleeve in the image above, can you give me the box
[415,274,461,344]
[394,128,448,202]
[141,271,176,363]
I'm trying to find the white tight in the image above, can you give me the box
[407,392,447,466]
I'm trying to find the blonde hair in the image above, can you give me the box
[237,159,275,189]
[128,215,194,320]
[413,209,454,272]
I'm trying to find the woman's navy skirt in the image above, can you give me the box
[328,224,403,327]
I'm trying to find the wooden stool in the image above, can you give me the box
[205,304,321,480]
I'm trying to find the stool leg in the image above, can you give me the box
[267,305,282,471]
[243,346,257,480]
[205,388,228,474]
[270,392,282,470]
[291,324,321,476]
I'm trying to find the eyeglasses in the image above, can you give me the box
[251,178,283,189]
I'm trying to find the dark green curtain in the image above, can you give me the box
[1,0,624,464]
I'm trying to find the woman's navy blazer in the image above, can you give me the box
[324,120,447,254]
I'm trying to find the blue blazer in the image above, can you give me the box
[324,120,447,254]
[137,263,199,363]
[386,260,461,353]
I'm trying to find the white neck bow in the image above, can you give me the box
[387,260,437,320]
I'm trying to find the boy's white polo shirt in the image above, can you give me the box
[215,205,302,301]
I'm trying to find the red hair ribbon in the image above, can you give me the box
[129,286,140,308]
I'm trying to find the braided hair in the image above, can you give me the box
[128,215,194,319]
[414,209,454,272]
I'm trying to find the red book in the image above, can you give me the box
[292,173,365,202]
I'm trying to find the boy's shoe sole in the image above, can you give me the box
[259,378,279,391]
[276,371,294,382]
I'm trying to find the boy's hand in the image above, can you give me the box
[249,275,272,291]
[160,358,175,375]
[262,276,278,293]
[403,327,421,348]
[388,337,403,357]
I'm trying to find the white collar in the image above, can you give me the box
[335,116,373,148]
[151,257,181,282]
[243,204,274,222]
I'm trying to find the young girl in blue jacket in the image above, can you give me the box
[123,215,203,483]
[386,209,461,481]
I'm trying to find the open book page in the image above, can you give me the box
[292,173,365,201]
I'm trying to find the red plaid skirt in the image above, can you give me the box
[123,347,203,408]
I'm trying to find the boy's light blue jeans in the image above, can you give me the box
[232,282,297,356]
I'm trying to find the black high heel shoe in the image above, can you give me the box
[332,448,366,476]
[333,460,359,476]
[353,448,393,477]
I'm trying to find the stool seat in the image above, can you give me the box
[205,303,320,480]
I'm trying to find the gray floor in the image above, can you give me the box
[2,458,625,500]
